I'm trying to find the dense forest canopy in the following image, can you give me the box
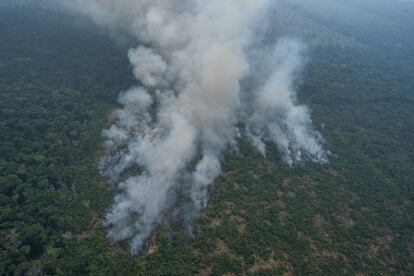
[0,2,414,275]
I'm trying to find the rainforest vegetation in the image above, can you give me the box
[1,4,413,275]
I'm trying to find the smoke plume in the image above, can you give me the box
[59,0,327,254]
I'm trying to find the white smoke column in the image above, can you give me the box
[246,38,328,165]
[59,0,327,254]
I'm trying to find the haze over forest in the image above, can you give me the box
[0,0,413,275]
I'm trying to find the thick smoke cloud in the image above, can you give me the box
[246,39,327,165]
[59,0,327,254]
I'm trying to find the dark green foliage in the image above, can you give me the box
[0,6,130,275]
[1,4,413,276]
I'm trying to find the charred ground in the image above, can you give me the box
[1,4,414,275]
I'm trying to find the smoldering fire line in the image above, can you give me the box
[59,0,327,254]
